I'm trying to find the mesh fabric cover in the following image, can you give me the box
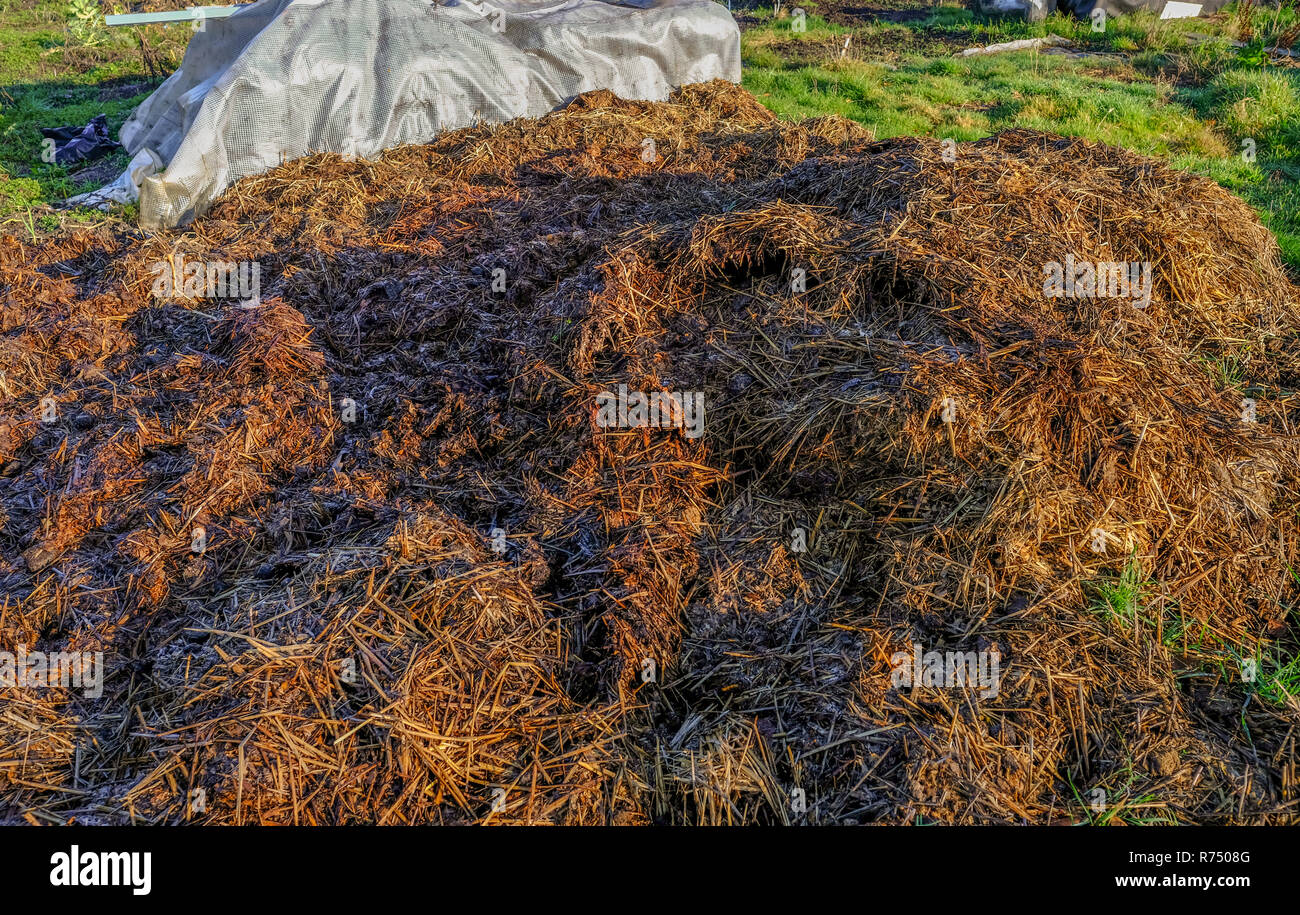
[121,0,741,229]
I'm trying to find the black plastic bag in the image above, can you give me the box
[40,114,121,168]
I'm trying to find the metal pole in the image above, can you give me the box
[104,5,249,26]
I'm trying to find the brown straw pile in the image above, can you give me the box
[2,81,1298,824]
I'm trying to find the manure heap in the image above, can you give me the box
[2,82,1299,824]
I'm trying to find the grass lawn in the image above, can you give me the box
[0,0,189,232]
[0,0,1298,270]
[741,0,1300,268]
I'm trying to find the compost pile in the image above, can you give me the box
[3,82,1299,825]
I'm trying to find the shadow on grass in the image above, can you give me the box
[0,75,163,215]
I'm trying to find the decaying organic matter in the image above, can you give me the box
[2,81,1298,824]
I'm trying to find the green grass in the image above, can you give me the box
[3,0,1300,266]
[1195,350,1250,391]
[742,1,1300,270]
[1092,792,1180,826]
[1207,68,1300,137]
[1087,553,1152,629]
[744,53,1228,151]
[0,0,189,230]
[1065,771,1181,825]
[1084,552,1299,710]
[1245,647,1300,707]
[744,4,1280,60]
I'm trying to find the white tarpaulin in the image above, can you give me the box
[112,0,740,229]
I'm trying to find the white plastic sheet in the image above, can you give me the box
[117,0,741,229]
